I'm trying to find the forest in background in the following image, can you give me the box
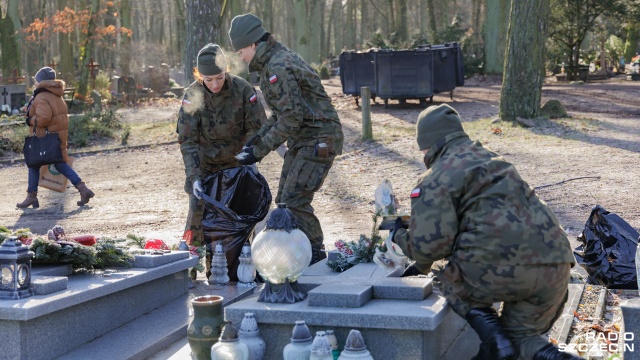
[1,0,639,95]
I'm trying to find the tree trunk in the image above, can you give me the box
[119,0,132,75]
[483,0,510,74]
[345,0,356,50]
[395,0,408,42]
[1,0,21,78]
[308,0,321,64]
[174,0,185,73]
[419,0,427,35]
[57,0,74,82]
[293,0,309,61]
[0,4,20,79]
[386,0,395,39]
[427,0,437,42]
[78,0,100,97]
[623,21,639,63]
[332,0,343,55]
[499,0,550,122]
[184,0,222,84]
[360,0,369,47]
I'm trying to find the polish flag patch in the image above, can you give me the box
[182,99,191,105]
[410,188,421,198]
[269,74,278,84]
[249,94,257,103]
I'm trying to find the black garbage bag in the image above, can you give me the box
[574,205,639,289]
[202,166,272,281]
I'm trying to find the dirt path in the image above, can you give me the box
[1,77,639,253]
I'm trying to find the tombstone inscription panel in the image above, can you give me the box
[0,84,27,113]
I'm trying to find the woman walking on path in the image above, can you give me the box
[17,67,94,209]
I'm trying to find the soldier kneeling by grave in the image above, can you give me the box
[391,104,580,360]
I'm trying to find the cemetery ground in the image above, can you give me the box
[1,76,640,357]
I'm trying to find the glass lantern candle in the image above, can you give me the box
[0,236,34,300]
[283,320,313,360]
[237,242,256,287]
[251,204,312,303]
[210,241,230,285]
[310,331,334,360]
[337,330,373,360]
[211,320,249,360]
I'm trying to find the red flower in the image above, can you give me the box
[182,230,193,245]
[144,239,169,250]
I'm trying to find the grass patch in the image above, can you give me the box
[68,108,123,147]
[0,123,29,155]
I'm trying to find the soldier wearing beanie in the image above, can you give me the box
[229,13,344,265]
[17,66,95,209]
[177,43,267,280]
[391,104,578,360]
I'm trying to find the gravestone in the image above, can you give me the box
[225,261,481,359]
[142,64,170,95]
[0,84,27,114]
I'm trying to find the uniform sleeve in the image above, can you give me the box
[32,97,53,128]
[243,87,267,143]
[177,91,201,183]
[253,67,306,158]
[393,181,460,272]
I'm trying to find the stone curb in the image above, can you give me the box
[549,283,584,345]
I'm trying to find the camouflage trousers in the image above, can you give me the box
[275,145,335,264]
[431,259,571,360]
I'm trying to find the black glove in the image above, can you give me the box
[401,263,423,277]
[244,134,260,148]
[391,216,408,240]
[394,217,405,231]
[237,146,259,165]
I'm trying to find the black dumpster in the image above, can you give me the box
[339,50,376,106]
[373,48,434,107]
[430,42,465,98]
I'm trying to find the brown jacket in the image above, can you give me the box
[27,79,70,162]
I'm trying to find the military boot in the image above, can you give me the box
[310,243,327,265]
[533,343,583,360]
[16,191,39,209]
[75,182,95,206]
[465,307,516,360]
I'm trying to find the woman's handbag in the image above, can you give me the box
[23,120,63,168]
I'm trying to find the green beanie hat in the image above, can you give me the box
[197,43,226,76]
[228,13,267,51]
[416,104,464,150]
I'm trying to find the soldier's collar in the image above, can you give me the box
[424,131,469,168]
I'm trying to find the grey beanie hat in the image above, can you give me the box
[35,67,56,83]
[228,13,267,51]
[197,43,227,75]
[416,104,464,150]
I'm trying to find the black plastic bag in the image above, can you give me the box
[202,166,272,281]
[574,205,639,289]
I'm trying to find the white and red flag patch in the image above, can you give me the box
[269,74,278,84]
[249,94,257,103]
[410,188,421,198]
[182,98,191,105]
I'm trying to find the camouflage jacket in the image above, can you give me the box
[248,36,343,158]
[177,73,266,183]
[394,131,576,273]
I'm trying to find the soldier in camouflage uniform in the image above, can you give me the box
[228,14,344,264]
[391,104,580,360]
[177,43,266,278]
